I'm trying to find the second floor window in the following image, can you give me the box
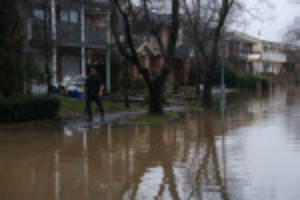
[60,10,69,22]
[33,9,45,20]
[70,11,79,23]
[60,10,79,23]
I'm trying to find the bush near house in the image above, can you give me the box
[213,67,260,90]
[0,95,60,122]
[224,67,240,88]
[239,75,260,90]
[131,79,146,91]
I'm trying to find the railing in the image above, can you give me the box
[229,52,287,63]
[262,52,287,63]
[30,20,107,48]
[247,53,261,61]
[228,52,261,61]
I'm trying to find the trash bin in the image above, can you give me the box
[68,90,84,99]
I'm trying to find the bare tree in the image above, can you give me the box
[110,0,180,115]
[285,16,300,44]
[0,0,25,97]
[183,0,275,107]
[182,0,237,107]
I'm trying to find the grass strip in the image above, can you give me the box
[133,112,179,125]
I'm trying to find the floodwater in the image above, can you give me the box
[1,86,300,200]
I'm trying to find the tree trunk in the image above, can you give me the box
[202,80,213,107]
[148,89,164,115]
[148,80,164,115]
[202,44,218,107]
[124,89,130,108]
[202,65,213,107]
[195,59,201,97]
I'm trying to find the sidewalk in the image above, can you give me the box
[64,106,186,130]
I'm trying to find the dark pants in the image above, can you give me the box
[86,95,104,119]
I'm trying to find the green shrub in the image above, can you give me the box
[213,66,240,88]
[213,66,260,90]
[131,79,146,91]
[225,68,240,88]
[239,75,260,90]
[0,95,60,122]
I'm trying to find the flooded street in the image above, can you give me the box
[1,87,300,200]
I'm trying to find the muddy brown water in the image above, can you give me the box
[1,86,300,200]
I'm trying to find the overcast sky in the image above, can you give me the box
[236,0,299,42]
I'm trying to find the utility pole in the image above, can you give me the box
[106,9,111,93]
[220,32,226,120]
[220,34,225,99]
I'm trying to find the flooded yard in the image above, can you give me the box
[1,86,300,200]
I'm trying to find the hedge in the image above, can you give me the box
[239,75,260,90]
[0,95,60,122]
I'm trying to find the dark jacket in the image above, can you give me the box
[85,74,103,97]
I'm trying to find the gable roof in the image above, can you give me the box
[137,42,160,56]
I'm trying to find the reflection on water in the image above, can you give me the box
[1,87,300,200]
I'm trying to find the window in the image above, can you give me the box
[60,10,79,23]
[33,9,45,20]
[70,11,79,23]
[60,10,69,22]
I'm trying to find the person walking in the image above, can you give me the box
[85,67,105,122]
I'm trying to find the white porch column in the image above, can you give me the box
[81,1,86,77]
[51,0,57,85]
[106,12,111,93]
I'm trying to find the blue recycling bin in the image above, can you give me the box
[68,90,84,99]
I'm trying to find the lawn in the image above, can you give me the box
[59,97,145,116]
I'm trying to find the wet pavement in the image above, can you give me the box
[1,86,300,200]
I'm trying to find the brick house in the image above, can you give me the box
[125,7,192,86]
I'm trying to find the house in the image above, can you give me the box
[124,6,192,86]
[174,44,194,86]
[225,32,256,74]
[254,41,286,75]
[229,32,287,76]
[19,0,110,91]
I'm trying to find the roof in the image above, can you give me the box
[137,42,159,56]
[226,34,256,44]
